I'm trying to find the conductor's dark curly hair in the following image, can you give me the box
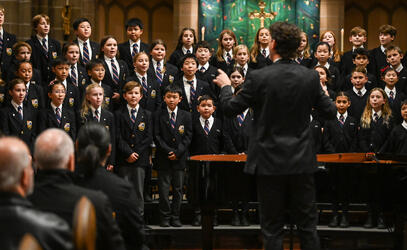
[269,22,301,59]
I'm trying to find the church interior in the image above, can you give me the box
[1,0,407,250]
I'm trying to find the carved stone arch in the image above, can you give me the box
[367,6,389,49]
[151,2,174,52]
[344,5,364,50]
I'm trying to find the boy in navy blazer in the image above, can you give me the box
[0,6,16,75]
[118,18,149,72]
[26,14,61,85]
[72,18,100,67]
[116,81,153,217]
[154,84,192,227]
[195,41,219,99]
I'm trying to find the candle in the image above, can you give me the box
[201,26,205,41]
[66,0,69,6]
[340,28,344,53]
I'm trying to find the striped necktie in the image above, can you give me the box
[389,90,394,102]
[204,119,210,135]
[94,109,100,122]
[130,109,137,123]
[111,59,119,85]
[226,52,232,64]
[237,112,245,126]
[141,76,148,94]
[170,111,176,129]
[55,107,61,125]
[41,38,48,58]
[132,43,138,57]
[83,42,90,65]
[187,80,196,103]
[156,62,163,85]
[262,49,267,57]
[339,114,345,126]
[17,106,23,120]
[0,32,3,57]
[70,65,78,86]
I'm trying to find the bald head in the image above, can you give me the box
[34,129,74,170]
[0,137,31,191]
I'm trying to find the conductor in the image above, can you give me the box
[214,22,336,250]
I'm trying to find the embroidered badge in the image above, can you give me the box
[169,75,174,84]
[105,125,110,131]
[64,123,70,132]
[151,90,156,98]
[27,120,32,130]
[82,79,86,85]
[52,52,58,59]
[0,93,4,103]
[32,99,38,108]
[6,48,12,55]
[69,98,74,107]
[178,125,184,134]
[138,122,145,131]
[105,97,110,105]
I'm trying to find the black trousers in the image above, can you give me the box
[158,169,185,221]
[257,174,320,250]
[117,166,145,216]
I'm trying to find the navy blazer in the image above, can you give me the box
[0,30,17,74]
[370,46,389,78]
[115,106,152,168]
[346,89,369,122]
[101,57,129,94]
[223,110,253,154]
[147,61,179,94]
[210,55,235,76]
[324,114,358,153]
[358,116,393,152]
[126,72,162,114]
[168,48,192,69]
[118,41,149,72]
[26,36,61,84]
[80,109,116,166]
[38,105,77,141]
[73,38,100,67]
[175,77,212,116]
[249,52,273,69]
[0,103,38,151]
[381,124,407,153]
[219,59,336,175]
[154,108,192,170]
[190,117,224,155]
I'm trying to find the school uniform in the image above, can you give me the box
[126,71,162,114]
[24,80,45,110]
[223,109,252,154]
[168,47,194,69]
[384,87,406,125]
[341,71,378,91]
[0,83,6,109]
[395,65,407,95]
[175,76,212,116]
[82,79,114,112]
[148,59,179,97]
[80,107,116,166]
[68,62,88,92]
[370,46,389,79]
[38,103,77,141]
[310,115,332,154]
[196,62,219,97]
[52,79,81,115]
[324,111,358,227]
[73,38,100,67]
[346,87,368,122]
[249,48,273,69]
[118,39,149,72]
[4,59,43,87]
[101,56,129,109]
[154,107,192,225]
[26,35,61,84]
[381,121,407,153]
[115,104,152,216]
[0,102,37,151]
[210,51,235,76]
[311,61,342,91]
[0,29,17,75]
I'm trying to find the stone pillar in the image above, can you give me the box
[320,0,344,46]
[173,0,199,48]
[0,0,32,40]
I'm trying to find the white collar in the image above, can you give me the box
[152,59,164,68]
[136,72,147,80]
[317,61,330,69]
[182,46,193,54]
[129,39,140,47]
[50,102,63,111]
[402,120,407,130]
[353,86,366,96]
[373,110,382,118]
[11,100,22,111]
[380,45,387,54]
[104,55,116,62]
[393,64,403,73]
[337,111,348,120]
[127,104,139,113]
[183,76,196,84]
[90,106,101,115]
[199,115,214,127]
[90,79,102,86]
[385,86,396,95]
[199,62,210,70]
[223,49,233,59]
[167,106,178,117]
[77,37,89,45]
[36,34,48,43]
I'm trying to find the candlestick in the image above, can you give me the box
[340,28,344,53]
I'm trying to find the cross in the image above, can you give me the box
[248,1,277,28]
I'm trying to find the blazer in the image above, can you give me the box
[29,169,125,250]
[0,103,38,151]
[76,166,147,250]
[381,124,407,153]
[38,105,77,141]
[115,106,152,168]
[24,81,46,110]
[118,40,149,72]
[370,46,389,78]
[26,35,61,84]
[81,79,114,111]
[147,61,179,94]
[223,110,253,154]
[358,116,393,152]
[219,59,336,175]
[154,108,192,170]
[126,72,162,114]
[101,57,129,94]
[342,72,378,91]
[386,91,406,125]
[0,31,16,73]
[168,48,192,69]
[249,52,273,70]
[4,58,43,87]
[345,89,369,122]
[68,63,88,92]
[324,114,358,153]
[73,38,100,67]
[190,117,224,155]
[210,55,235,76]
[175,77,212,115]
[195,64,219,98]
[80,109,116,165]
[0,192,72,250]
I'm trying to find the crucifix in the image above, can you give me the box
[248,1,277,28]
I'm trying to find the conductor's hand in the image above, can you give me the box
[213,69,231,88]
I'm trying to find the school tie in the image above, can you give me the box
[0,32,3,57]
[132,43,138,57]
[187,80,196,103]
[186,49,191,54]
[357,90,362,97]
[204,119,210,135]
[389,90,394,102]
[170,111,176,129]
[17,106,23,121]
[82,42,90,65]
[262,49,267,57]
[111,59,119,85]
[339,114,345,126]
[200,66,206,73]
[237,112,245,127]
[141,76,148,94]
[55,107,61,125]
[373,113,379,123]
[130,108,137,123]
[94,109,100,122]
[70,65,78,86]
[41,38,48,58]
[226,52,232,64]
[156,62,163,85]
